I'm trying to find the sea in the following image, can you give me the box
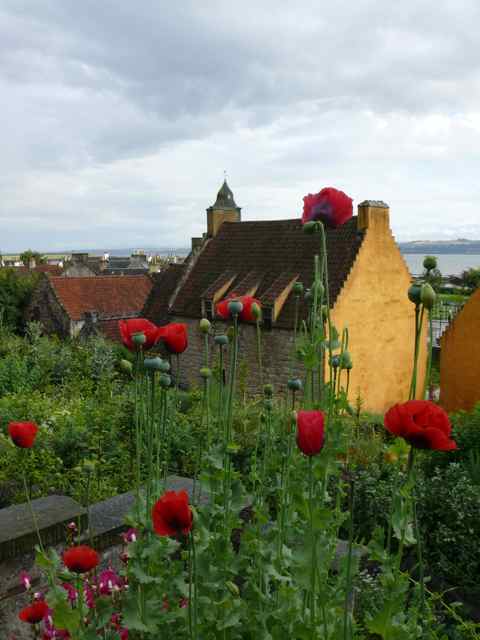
[401,254,480,276]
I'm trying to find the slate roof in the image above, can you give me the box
[170,217,365,329]
[143,263,186,326]
[49,275,153,321]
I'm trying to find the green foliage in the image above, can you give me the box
[460,267,480,292]
[0,268,40,331]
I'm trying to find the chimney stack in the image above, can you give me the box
[357,200,390,233]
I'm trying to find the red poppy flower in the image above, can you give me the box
[296,410,325,456]
[302,187,353,229]
[158,323,188,354]
[384,400,457,451]
[118,318,162,351]
[8,422,39,448]
[152,490,193,537]
[63,545,99,574]
[216,295,262,322]
[19,600,48,624]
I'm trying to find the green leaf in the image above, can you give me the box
[52,599,81,633]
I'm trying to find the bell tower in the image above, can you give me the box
[206,179,241,237]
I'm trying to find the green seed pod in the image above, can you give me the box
[303,221,318,234]
[214,334,229,346]
[199,318,211,334]
[144,357,164,371]
[293,281,304,296]
[423,255,437,272]
[200,367,212,379]
[159,373,172,388]
[287,378,302,391]
[312,280,325,298]
[263,399,273,411]
[408,283,423,306]
[420,283,436,310]
[263,384,274,397]
[228,300,243,316]
[132,332,146,346]
[251,302,262,321]
[119,359,133,374]
[330,354,340,369]
[158,359,170,373]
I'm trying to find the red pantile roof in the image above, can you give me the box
[49,275,153,321]
[17,264,63,276]
[143,264,186,326]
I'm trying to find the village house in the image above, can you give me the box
[144,181,426,413]
[440,287,480,412]
[27,275,153,341]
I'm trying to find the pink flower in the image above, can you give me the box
[302,187,353,229]
[97,568,123,595]
[19,571,32,591]
[61,583,78,604]
[121,528,138,544]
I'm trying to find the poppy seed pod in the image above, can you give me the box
[423,255,437,272]
[159,374,172,388]
[144,357,164,371]
[158,359,171,373]
[214,334,229,346]
[408,283,423,306]
[200,367,212,379]
[420,283,436,310]
[312,280,325,298]
[293,281,304,296]
[263,383,273,397]
[132,332,146,346]
[287,378,303,391]
[303,221,318,234]
[199,318,211,334]
[264,399,273,411]
[119,359,133,374]
[340,351,353,370]
[227,300,243,316]
[330,354,341,369]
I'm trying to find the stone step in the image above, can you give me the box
[0,495,87,563]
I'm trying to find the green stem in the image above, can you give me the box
[308,456,317,636]
[255,319,264,388]
[397,448,415,570]
[22,467,44,553]
[343,479,354,640]
[424,310,434,399]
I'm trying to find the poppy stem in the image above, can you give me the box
[22,465,44,553]
[308,456,317,636]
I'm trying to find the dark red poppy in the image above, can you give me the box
[216,295,262,322]
[152,490,193,537]
[302,187,353,228]
[158,323,188,354]
[118,318,162,351]
[384,400,457,451]
[296,410,325,456]
[19,600,48,624]
[63,545,99,574]
[8,422,39,448]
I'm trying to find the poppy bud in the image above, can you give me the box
[226,580,240,597]
[119,359,133,374]
[339,352,353,370]
[264,399,273,411]
[287,378,302,391]
[293,281,304,296]
[420,283,436,310]
[159,374,172,388]
[312,280,324,298]
[214,334,229,346]
[408,283,422,306]
[263,384,273,397]
[227,300,243,316]
[144,357,165,371]
[200,367,212,379]
[132,332,146,346]
[199,318,211,334]
[251,302,262,321]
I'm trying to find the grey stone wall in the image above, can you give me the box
[170,316,304,396]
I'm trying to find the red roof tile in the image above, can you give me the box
[49,275,152,321]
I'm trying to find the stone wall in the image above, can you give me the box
[170,316,304,396]
[26,277,70,337]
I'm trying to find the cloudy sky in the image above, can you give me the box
[1,0,479,252]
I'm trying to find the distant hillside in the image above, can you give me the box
[399,239,480,254]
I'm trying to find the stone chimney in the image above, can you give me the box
[206,179,241,237]
[357,200,390,233]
